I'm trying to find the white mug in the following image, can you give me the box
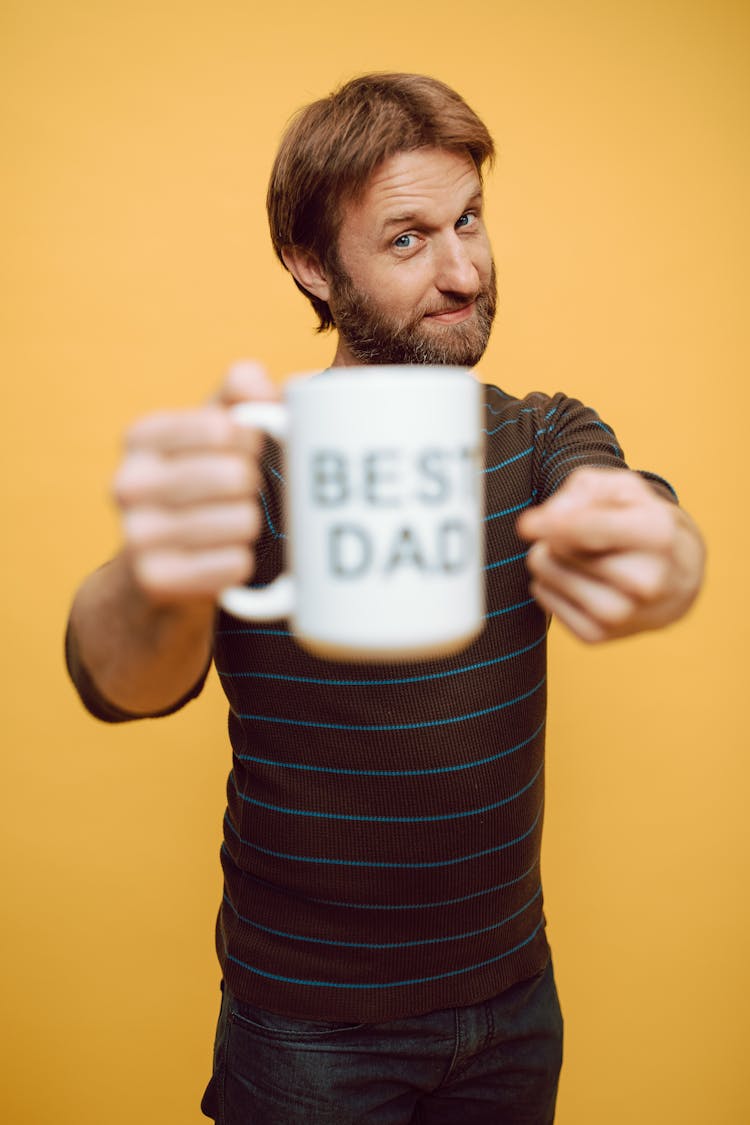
[219,366,485,661]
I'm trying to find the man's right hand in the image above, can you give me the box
[66,361,279,717]
[114,360,279,604]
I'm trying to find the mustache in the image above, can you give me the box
[418,280,496,324]
[422,298,475,317]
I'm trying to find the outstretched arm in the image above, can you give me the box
[67,361,278,716]
[516,468,705,643]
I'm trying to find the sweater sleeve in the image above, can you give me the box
[534,392,678,504]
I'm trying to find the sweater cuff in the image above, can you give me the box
[64,620,211,724]
[638,470,679,504]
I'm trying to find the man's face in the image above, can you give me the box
[326,147,496,367]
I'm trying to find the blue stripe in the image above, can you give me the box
[482,409,537,433]
[268,465,285,484]
[484,550,528,571]
[541,444,584,467]
[483,391,520,416]
[485,597,536,618]
[222,885,541,950]
[592,418,619,443]
[222,800,544,869]
[219,632,546,688]
[224,920,545,990]
[641,472,678,501]
[548,453,624,476]
[484,498,532,521]
[543,443,621,468]
[215,627,294,637]
[310,857,540,911]
[258,489,285,539]
[231,758,544,823]
[234,674,545,731]
[484,446,533,474]
[234,718,545,778]
[217,602,535,638]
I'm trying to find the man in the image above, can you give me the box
[66,74,705,1123]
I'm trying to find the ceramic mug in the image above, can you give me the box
[219,366,485,661]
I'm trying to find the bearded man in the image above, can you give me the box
[66,73,705,1124]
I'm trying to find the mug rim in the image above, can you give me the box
[285,365,477,396]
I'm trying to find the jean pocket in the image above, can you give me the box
[229,998,366,1042]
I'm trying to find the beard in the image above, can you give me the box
[327,260,497,368]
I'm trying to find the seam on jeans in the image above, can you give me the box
[483,1000,495,1056]
[217,992,229,1123]
[229,1001,367,1040]
[442,1007,462,1084]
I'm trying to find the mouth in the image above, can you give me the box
[423,301,476,326]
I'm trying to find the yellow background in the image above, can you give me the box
[2,1,748,1121]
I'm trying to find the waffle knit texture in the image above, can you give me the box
[67,384,675,1023]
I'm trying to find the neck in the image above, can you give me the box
[330,336,365,368]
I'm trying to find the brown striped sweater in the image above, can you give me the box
[67,384,675,1023]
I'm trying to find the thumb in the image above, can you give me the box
[213,359,280,406]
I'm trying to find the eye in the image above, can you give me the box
[456,212,476,230]
[393,233,415,249]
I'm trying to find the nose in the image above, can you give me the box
[434,232,480,297]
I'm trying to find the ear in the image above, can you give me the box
[281,246,331,303]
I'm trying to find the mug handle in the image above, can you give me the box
[217,401,295,621]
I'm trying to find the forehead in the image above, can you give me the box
[340,148,482,237]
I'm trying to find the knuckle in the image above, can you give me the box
[122,510,146,546]
[130,551,168,597]
[245,455,263,494]
[634,561,668,602]
[202,405,235,445]
[232,456,259,495]
[225,544,255,585]
[111,473,129,508]
[219,360,269,404]
[524,542,546,574]
[123,508,171,548]
[595,597,633,627]
[579,624,607,645]
[245,500,263,542]
[123,411,167,449]
[112,459,139,505]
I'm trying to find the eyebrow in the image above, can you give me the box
[380,190,484,236]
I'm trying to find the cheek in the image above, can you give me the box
[379,264,435,317]
[340,249,436,319]
[474,237,494,282]
[386,285,430,320]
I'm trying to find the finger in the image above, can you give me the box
[131,544,255,600]
[124,405,265,459]
[561,549,670,603]
[518,467,648,532]
[552,466,647,507]
[527,581,609,644]
[123,500,262,550]
[527,542,636,627]
[519,494,673,555]
[114,450,261,507]
[216,359,280,406]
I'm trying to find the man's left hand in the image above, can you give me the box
[516,468,706,643]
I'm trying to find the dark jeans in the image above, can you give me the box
[200,958,563,1124]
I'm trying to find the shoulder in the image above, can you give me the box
[480,384,593,447]
[482,384,620,445]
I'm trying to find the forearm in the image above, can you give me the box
[67,552,216,716]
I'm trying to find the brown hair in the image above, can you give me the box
[267,73,495,331]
